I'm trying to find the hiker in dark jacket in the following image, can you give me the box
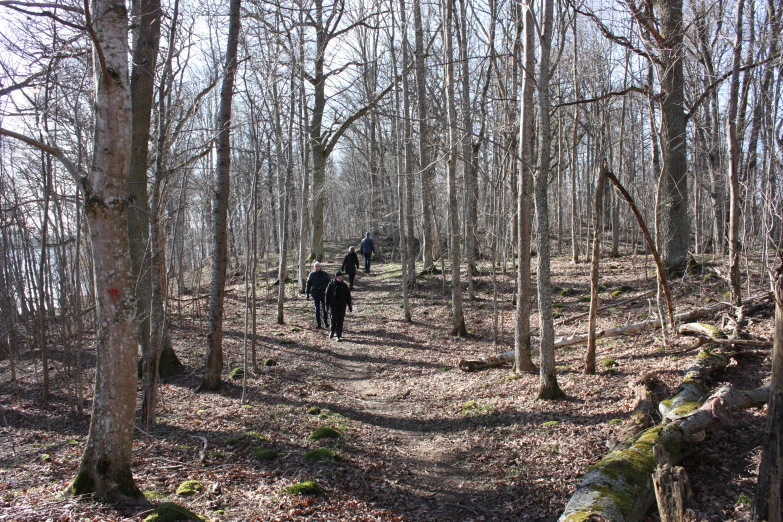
[305,261,330,328]
[341,246,360,289]
[359,232,375,274]
[325,271,352,341]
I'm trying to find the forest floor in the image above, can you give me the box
[0,241,775,521]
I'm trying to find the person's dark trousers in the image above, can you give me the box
[346,272,355,289]
[313,294,329,327]
[330,304,346,338]
[363,253,372,273]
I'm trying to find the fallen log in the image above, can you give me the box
[458,293,771,372]
[677,322,725,339]
[606,374,658,451]
[659,350,729,421]
[557,383,769,522]
[555,289,657,327]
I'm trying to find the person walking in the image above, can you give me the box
[325,271,352,341]
[341,246,360,289]
[359,232,376,274]
[305,261,330,329]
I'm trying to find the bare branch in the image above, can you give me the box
[0,127,81,188]
[0,1,83,13]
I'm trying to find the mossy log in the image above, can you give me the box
[557,383,769,522]
[459,294,770,372]
[677,323,725,339]
[659,351,728,421]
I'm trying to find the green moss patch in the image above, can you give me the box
[560,288,575,297]
[608,419,623,426]
[175,480,203,496]
[252,448,280,461]
[226,437,241,447]
[541,420,560,428]
[229,367,244,380]
[263,358,277,367]
[282,480,323,496]
[308,427,340,441]
[245,430,266,442]
[461,400,477,413]
[578,296,590,303]
[601,358,618,368]
[303,448,342,462]
[143,502,206,522]
[307,406,322,415]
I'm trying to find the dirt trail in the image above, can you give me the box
[318,267,485,520]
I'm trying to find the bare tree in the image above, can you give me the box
[514,0,534,372]
[443,0,467,337]
[534,0,565,400]
[201,0,242,392]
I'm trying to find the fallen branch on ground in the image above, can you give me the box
[458,293,771,372]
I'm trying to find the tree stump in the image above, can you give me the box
[653,444,694,522]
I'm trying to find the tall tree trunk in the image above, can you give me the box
[570,16,579,264]
[655,0,690,271]
[586,165,605,375]
[276,68,294,324]
[201,0,241,392]
[414,0,436,270]
[727,0,745,306]
[754,257,783,522]
[309,0,327,262]
[128,0,161,418]
[69,0,143,500]
[534,0,564,400]
[514,0,534,372]
[458,0,476,299]
[141,0,177,428]
[443,0,467,337]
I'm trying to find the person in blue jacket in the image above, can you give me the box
[305,261,330,328]
[359,232,375,274]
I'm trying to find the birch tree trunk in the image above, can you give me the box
[70,0,143,500]
[201,0,241,392]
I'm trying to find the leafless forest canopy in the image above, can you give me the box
[1,0,782,519]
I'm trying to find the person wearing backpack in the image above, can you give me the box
[325,271,352,341]
[359,232,375,274]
